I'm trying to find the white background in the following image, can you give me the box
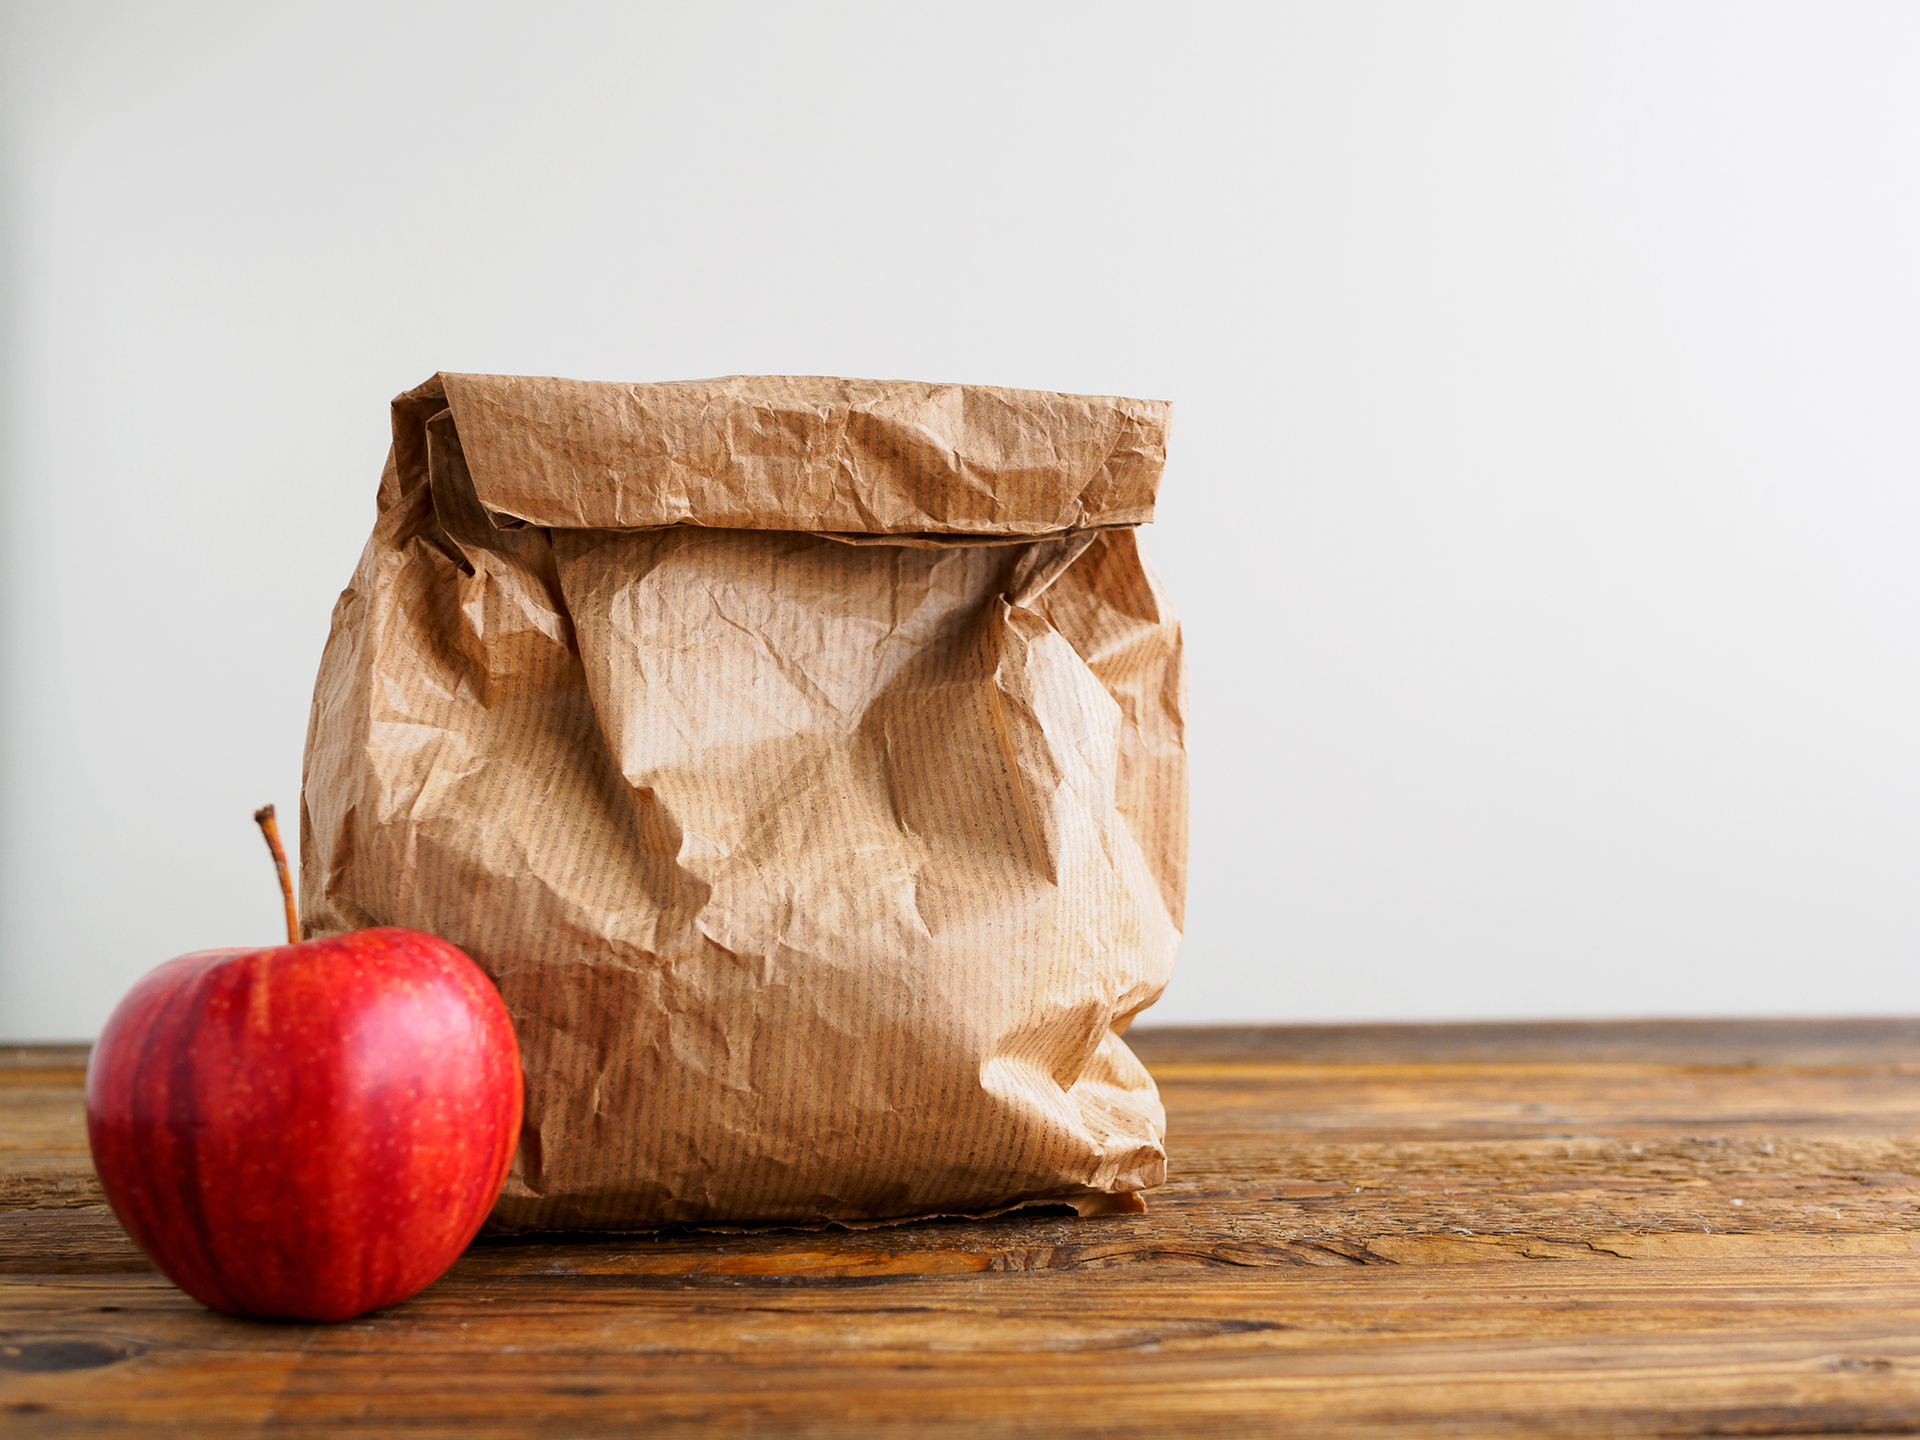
[3,2,1916,1039]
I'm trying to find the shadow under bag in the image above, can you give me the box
[301,372,1187,1229]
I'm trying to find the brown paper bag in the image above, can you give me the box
[300,373,1186,1230]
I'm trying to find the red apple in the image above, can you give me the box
[84,806,522,1321]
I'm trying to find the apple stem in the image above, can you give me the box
[253,805,300,945]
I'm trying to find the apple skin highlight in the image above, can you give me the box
[85,926,523,1322]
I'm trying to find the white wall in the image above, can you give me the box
[4,2,1916,1038]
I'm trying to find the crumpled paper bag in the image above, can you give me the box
[301,373,1187,1229]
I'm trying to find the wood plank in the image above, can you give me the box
[1127,1017,1920,1066]
[4,1025,1920,1436]
[7,1263,1920,1436]
[0,1047,89,1072]
[0,1076,96,1213]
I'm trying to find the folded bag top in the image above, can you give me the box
[309,372,1186,1231]
[419,372,1168,536]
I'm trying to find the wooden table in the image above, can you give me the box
[7,1021,1920,1436]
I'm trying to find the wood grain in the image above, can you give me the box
[6,1021,1920,1436]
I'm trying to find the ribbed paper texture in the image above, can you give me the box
[301,373,1187,1229]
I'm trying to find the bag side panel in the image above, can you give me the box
[299,422,655,1217]
[1030,528,1189,938]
